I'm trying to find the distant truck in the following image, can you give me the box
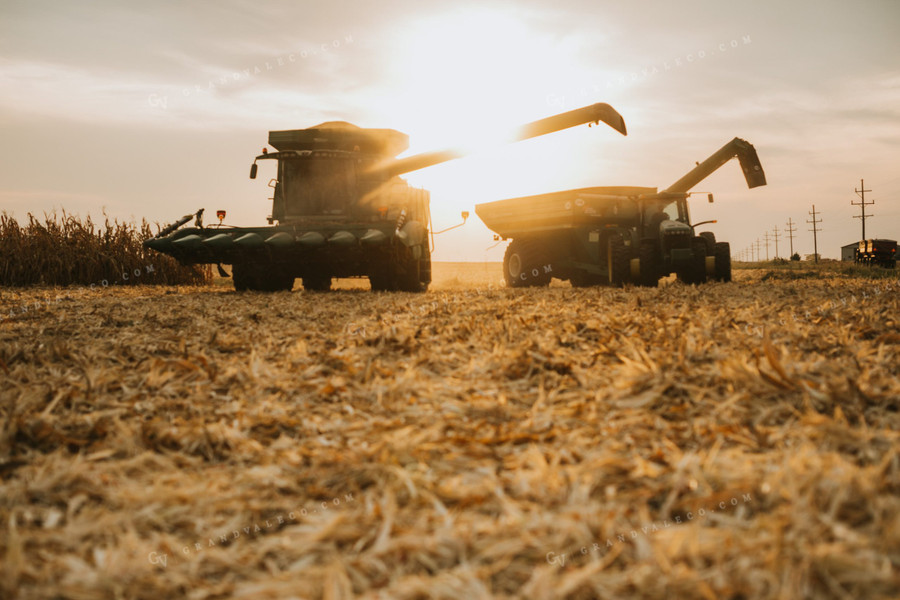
[856,239,897,268]
[475,137,767,287]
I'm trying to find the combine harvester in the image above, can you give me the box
[476,138,767,287]
[144,103,627,292]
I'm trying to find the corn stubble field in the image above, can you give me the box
[1,263,899,599]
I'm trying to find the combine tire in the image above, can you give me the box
[233,263,252,292]
[504,239,552,288]
[302,275,332,291]
[369,247,430,293]
[369,271,392,292]
[233,263,294,292]
[638,241,660,287]
[714,242,732,282]
[396,255,430,293]
[607,234,630,286]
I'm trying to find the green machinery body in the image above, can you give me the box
[475,137,768,288]
[144,103,627,292]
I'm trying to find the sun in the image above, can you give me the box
[363,8,622,260]
[378,8,589,149]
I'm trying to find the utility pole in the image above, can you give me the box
[807,205,822,263]
[785,218,797,257]
[755,238,762,262]
[763,231,771,261]
[772,228,781,259]
[852,179,874,241]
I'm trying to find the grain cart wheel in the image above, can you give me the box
[638,241,660,287]
[302,275,332,291]
[607,234,630,286]
[504,239,551,288]
[714,242,732,282]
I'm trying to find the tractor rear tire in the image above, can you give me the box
[699,231,717,254]
[714,242,732,282]
[504,239,552,288]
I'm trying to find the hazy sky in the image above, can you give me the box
[1,0,898,261]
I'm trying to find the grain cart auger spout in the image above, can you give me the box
[475,136,767,288]
[143,102,627,293]
[663,137,767,194]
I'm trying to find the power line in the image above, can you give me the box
[772,227,781,259]
[785,218,797,257]
[763,231,771,261]
[807,205,822,264]
[852,178,874,240]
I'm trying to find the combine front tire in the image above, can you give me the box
[369,246,430,293]
[302,275,332,291]
[714,242,732,282]
[396,255,430,293]
[504,239,552,288]
[233,263,294,292]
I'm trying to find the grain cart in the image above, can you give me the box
[476,137,766,288]
[143,103,627,292]
[856,239,897,268]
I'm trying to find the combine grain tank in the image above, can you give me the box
[144,103,627,292]
[856,239,897,268]
[476,137,767,288]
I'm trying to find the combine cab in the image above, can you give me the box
[144,103,627,292]
[476,137,767,287]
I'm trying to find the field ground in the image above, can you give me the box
[1,263,899,599]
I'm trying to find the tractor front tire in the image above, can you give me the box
[678,239,708,285]
[714,242,732,282]
[638,241,660,287]
[607,234,630,286]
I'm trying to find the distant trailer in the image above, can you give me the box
[855,239,897,269]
